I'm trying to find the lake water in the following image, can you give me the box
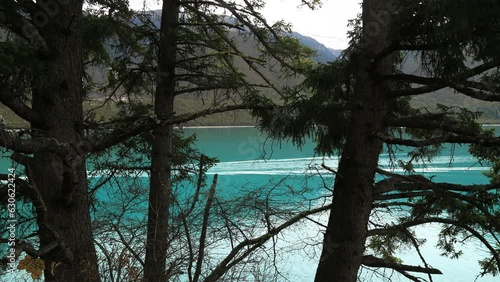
[1,126,498,281]
[181,126,497,282]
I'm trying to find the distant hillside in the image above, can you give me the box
[144,11,339,64]
[86,13,341,126]
[292,32,339,63]
[328,48,343,58]
[2,13,498,128]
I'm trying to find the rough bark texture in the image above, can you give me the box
[314,0,394,281]
[30,1,100,281]
[144,0,178,281]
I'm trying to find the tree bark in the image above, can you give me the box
[314,0,394,281]
[144,0,178,281]
[29,1,100,281]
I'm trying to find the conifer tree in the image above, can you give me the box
[255,0,500,281]
[1,0,315,281]
[0,1,103,280]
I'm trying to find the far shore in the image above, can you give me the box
[179,125,255,129]
[6,123,500,131]
[180,124,500,128]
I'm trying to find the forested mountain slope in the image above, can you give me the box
[1,15,498,127]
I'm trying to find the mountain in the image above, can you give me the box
[4,12,498,128]
[142,11,339,64]
[292,32,339,63]
[328,48,343,58]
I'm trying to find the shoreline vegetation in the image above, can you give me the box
[2,104,500,129]
[2,98,500,129]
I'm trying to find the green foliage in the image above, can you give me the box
[470,129,500,185]
[255,58,354,155]
[367,234,410,263]
[479,252,500,277]
[254,0,500,279]
[396,0,500,77]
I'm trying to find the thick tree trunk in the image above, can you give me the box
[314,0,394,281]
[30,1,100,281]
[144,0,178,281]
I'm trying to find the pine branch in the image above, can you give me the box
[86,104,253,153]
[448,82,500,102]
[0,129,67,155]
[386,113,476,136]
[375,167,498,194]
[373,26,500,66]
[379,133,500,148]
[377,133,451,147]
[362,254,442,275]
[0,92,40,123]
[181,4,285,96]
[367,217,500,272]
[178,21,245,31]
[390,58,500,97]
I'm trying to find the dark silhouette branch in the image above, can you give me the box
[0,94,41,123]
[368,217,500,272]
[362,254,442,275]
[193,174,218,282]
[389,58,500,97]
[203,204,331,282]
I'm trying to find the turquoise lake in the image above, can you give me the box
[1,126,498,281]
[181,126,497,282]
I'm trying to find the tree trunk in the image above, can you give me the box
[30,1,100,281]
[144,0,178,281]
[314,0,394,281]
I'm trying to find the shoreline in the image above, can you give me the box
[6,124,500,131]
[180,124,500,129]
[179,125,255,129]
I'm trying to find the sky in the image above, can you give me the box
[127,0,361,49]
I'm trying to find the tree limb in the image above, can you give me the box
[362,254,442,275]
[390,58,500,97]
[86,104,253,153]
[193,174,217,282]
[0,95,40,123]
[203,204,331,282]
[368,217,500,272]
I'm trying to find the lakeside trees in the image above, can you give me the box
[2,0,500,281]
[1,0,316,281]
[256,0,500,281]
[95,0,313,280]
[0,1,99,280]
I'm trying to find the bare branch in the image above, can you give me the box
[204,204,331,282]
[0,239,58,262]
[193,174,218,282]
